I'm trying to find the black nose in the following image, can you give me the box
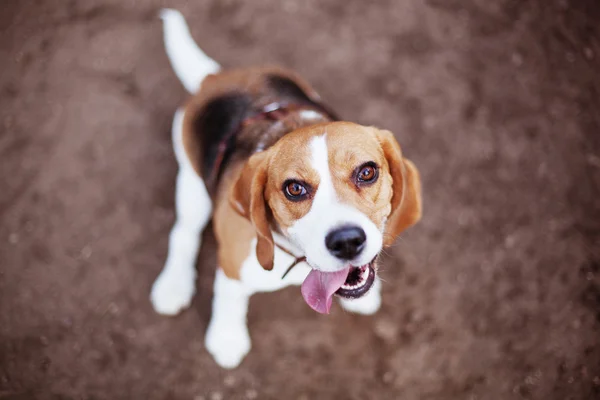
[325,226,366,260]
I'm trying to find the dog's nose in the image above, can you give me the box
[325,226,366,260]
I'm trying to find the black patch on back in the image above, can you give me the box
[267,74,339,120]
[194,93,253,180]
[266,75,314,105]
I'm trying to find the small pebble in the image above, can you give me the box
[210,392,223,400]
[223,375,236,387]
[245,389,258,399]
[504,235,516,249]
[586,272,594,281]
[107,302,119,314]
[8,233,19,244]
[382,371,394,384]
[80,245,92,259]
[126,329,137,339]
[584,47,594,60]
[423,116,437,129]
[511,52,523,66]
[587,154,600,168]
[374,318,397,343]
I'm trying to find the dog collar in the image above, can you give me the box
[277,243,307,279]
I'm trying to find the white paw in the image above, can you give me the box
[205,323,251,369]
[150,267,196,315]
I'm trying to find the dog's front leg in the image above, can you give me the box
[151,109,212,315]
[205,268,251,369]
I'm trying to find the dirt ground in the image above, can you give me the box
[1,0,599,399]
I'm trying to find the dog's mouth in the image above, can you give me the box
[335,260,376,299]
[300,258,377,314]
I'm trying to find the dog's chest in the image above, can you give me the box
[238,239,310,294]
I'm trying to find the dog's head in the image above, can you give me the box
[231,121,421,313]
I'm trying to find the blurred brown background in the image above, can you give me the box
[1,0,599,399]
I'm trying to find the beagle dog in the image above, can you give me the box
[150,9,422,369]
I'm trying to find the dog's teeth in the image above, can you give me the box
[340,266,372,291]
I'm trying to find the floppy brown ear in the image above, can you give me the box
[376,129,423,246]
[230,151,275,271]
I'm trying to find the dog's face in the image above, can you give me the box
[231,122,421,313]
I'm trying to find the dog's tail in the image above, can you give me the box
[160,9,221,94]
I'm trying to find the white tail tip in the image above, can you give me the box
[160,8,220,94]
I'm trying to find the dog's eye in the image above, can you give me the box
[356,162,379,185]
[359,166,376,181]
[283,180,308,201]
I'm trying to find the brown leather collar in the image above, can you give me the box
[239,101,326,127]
[277,243,307,279]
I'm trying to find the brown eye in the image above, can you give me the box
[283,180,308,201]
[356,162,378,185]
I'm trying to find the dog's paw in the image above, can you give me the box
[150,267,196,316]
[205,324,251,369]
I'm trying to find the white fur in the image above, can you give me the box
[151,108,213,315]
[160,9,220,93]
[205,269,251,368]
[298,109,324,121]
[287,135,383,272]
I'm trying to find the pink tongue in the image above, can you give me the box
[301,267,350,314]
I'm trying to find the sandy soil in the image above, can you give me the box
[1,0,599,399]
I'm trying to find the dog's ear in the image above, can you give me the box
[375,129,422,246]
[230,151,275,271]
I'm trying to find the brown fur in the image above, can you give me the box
[374,129,422,245]
[229,151,275,272]
[213,164,254,280]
